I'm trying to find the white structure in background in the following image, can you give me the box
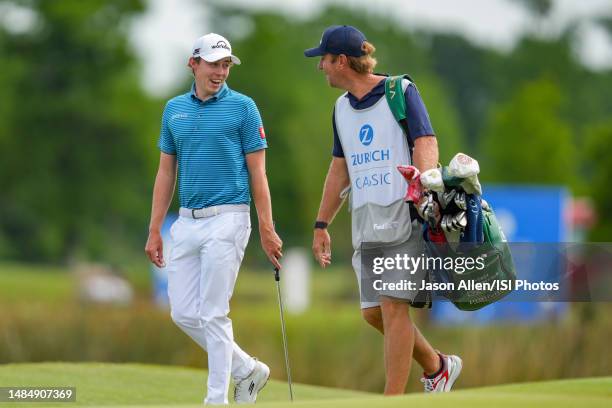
[74,263,133,305]
[281,248,311,314]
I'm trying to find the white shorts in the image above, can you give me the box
[352,220,430,309]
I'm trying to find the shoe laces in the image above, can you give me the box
[234,375,249,398]
[421,376,435,392]
[234,360,258,400]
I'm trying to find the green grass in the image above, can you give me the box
[0,363,609,408]
[0,362,368,406]
[0,263,74,304]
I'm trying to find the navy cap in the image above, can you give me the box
[304,25,367,57]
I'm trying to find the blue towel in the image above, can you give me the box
[460,194,484,244]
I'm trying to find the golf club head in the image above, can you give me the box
[452,211,467,230]
[439,189,457,210]
[454,191,467,210]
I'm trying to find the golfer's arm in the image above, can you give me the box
[148,152,177,233]
[316,157,350,225]
[246,149,274,231]
[413,136,439,172]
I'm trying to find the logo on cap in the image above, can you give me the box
[193,48,201,55]
[212,41,230,51]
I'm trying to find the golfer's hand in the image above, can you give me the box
[312,229,332,268]
[145,230,166,268]
[260,226,283,269]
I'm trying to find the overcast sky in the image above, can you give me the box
[130,0,612,96]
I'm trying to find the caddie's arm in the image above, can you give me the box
[246,149,283,269]
[413,135,439,219]
[312,157,350,268]
[413,136,439,172]
[145,152,177,268]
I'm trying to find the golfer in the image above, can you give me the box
[306,25,462,394]
[145,33,282,405]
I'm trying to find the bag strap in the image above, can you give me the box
[385,74,414,157]
[386,74,422,222]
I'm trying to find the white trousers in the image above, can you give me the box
[167,211,256,405]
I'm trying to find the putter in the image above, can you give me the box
[274,266,294,402]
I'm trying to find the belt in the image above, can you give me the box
[179,204,249,219]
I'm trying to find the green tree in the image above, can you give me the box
[481,79,575,186]
[582,122,612,241]
[0,0,158,262]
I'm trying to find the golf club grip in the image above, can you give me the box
[274,267,280,282]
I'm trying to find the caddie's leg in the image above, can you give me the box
[362,307,440,375]
[199,212,255,405]
[380,296,414,395]
[361,306,384,333]
[413,325,442,376]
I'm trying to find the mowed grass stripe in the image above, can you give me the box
[0,362,370,405]
[0,363,609,407]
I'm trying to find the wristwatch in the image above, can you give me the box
[314,221,328,229]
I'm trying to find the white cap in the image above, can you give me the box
[191,33,241,65]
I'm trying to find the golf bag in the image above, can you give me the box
[421,202,517,311]
[386,75,516,311]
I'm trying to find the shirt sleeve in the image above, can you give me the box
[241,98,268,154]
[404,83,435,143]
[158,103,176,155]
[332,107,345,157]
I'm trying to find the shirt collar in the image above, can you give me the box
[190,82,229,103]
[345,74,388,106]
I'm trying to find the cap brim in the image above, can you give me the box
[199,51,241,65]
[304,47,324,57]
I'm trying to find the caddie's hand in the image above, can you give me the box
[145,230,166,268]
[260,226,283,269]
[312,228,332,268]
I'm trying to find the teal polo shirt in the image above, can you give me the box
[158,83,267,209]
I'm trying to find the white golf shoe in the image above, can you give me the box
[234,360,270,404]
[421,353,462,393]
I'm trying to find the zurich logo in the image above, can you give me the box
[359,124,374,146]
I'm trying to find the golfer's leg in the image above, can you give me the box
[167,218,209,349]
[200,213,254,404]
[224,212,256,380]
[167,217,255,381]
[380,296,415,395]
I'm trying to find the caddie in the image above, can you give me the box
[305,25,462,394]
[145,33,282,405]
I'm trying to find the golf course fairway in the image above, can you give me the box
[0,363,609,407]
